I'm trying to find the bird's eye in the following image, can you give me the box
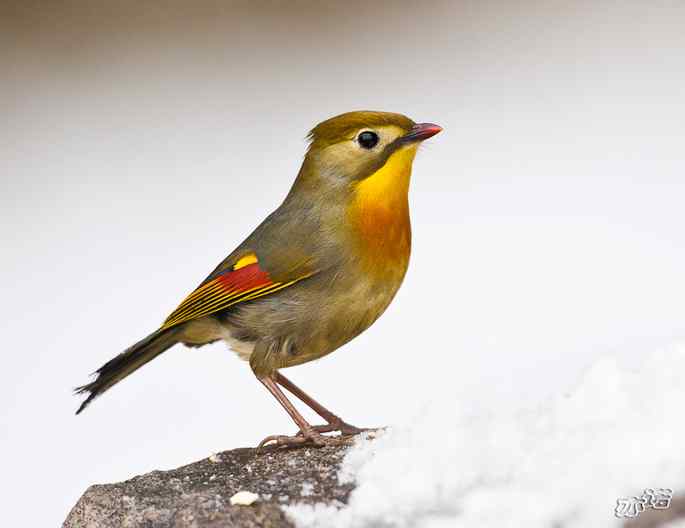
[357,131,379,149]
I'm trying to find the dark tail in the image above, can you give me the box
[75,328,180,414]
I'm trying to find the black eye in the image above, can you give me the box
[357,131,379,149]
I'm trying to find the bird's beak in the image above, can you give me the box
[400,123,443,143]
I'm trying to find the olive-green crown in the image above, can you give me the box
[307,111,415,150]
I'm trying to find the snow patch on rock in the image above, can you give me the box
[287,344,685,528]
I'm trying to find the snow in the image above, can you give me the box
[287,344,685,528]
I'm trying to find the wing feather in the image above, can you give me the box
[160,261,313,330]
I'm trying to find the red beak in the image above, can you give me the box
[401,123,443,143]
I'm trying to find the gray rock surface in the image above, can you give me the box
[63,443,354,528]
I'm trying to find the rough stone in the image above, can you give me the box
[63,443,354,528]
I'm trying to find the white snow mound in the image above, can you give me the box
[286,344,685,528]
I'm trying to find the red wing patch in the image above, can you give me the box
[161,262,293,329]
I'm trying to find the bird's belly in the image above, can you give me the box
[303,267,408,359]
[179,316,255,361]
[192,265,408,370]
[222,332,256,361]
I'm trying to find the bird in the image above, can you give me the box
[75,110,442,449]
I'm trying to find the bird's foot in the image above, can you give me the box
[257,427,350,452]
[307,419,373,436]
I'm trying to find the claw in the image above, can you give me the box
[257,434,309,451]
[257,428,349,452]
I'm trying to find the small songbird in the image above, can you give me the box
[76,111,442,448]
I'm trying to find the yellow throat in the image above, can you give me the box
[348,145,418,271]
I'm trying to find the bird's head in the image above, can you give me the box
[282,111,441,270]
[302,111,441,186]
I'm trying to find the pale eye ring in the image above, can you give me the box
[357,130,379,149]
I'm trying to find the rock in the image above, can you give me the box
[63,443,354,528]
[67,439,685,528]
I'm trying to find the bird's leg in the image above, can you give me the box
[256,375,347,451]
[275,372,366,436]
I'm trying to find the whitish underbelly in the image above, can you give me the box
[222,333,255,361]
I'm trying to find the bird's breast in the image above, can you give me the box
[346,146,414,280]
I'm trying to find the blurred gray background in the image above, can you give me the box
[2,1,684,525]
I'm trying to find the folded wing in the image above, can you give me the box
[161,255,315,330]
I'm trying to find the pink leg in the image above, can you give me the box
[275,372,366,436]
[256,375,348,450]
